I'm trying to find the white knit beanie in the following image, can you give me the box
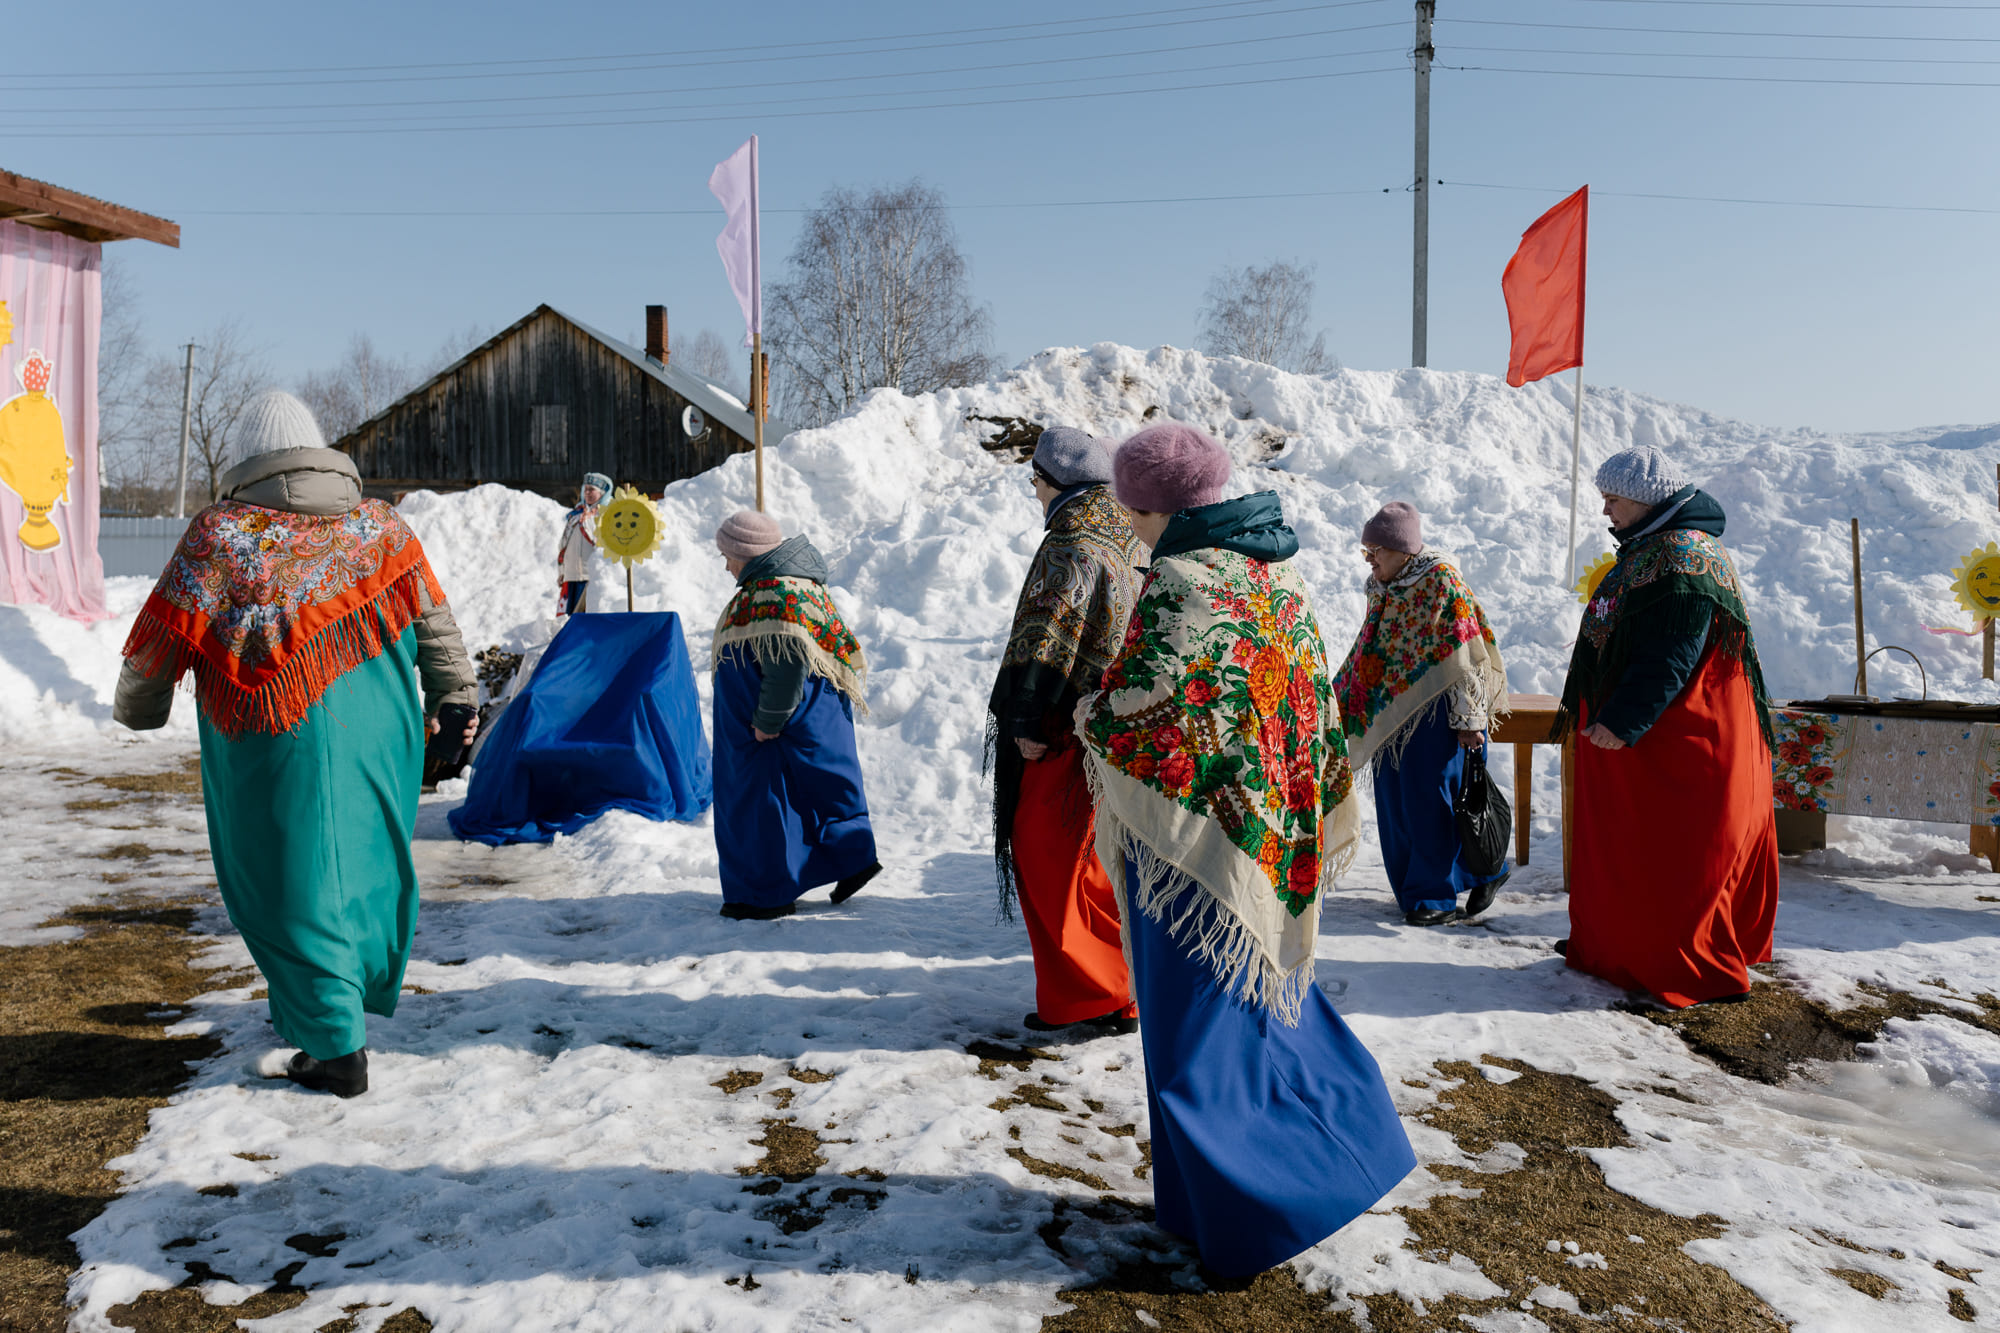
[236,390,327,458]
[1593,446,1690,507]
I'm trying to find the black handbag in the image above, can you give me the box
[423,702,480,787]
[1453,747,1512,878]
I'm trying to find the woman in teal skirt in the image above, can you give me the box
[116,390,477,1098]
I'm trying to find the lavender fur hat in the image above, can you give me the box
[715,509,784,561]
[1362,501,1423,555]
[1030,426,1113,488]
[1594,446,1691,507]
[1112,422,1231,514]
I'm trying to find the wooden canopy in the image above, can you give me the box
[0,169,178,247]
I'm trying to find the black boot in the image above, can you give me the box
[1460,871,1510,921]
[286,1048,368,1099]
[1403,906,1459,927]
[830,861,882,905]
[720,901,796,920]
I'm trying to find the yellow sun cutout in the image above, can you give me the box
[1951,541,2000,621]
[594,485,664,567]
[1574,551,1616,604]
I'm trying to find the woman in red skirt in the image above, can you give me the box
[1560,446,1779,1008]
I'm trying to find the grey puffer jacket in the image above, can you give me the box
[113,448,479,731]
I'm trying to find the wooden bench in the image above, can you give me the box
[1489,693,1564,873]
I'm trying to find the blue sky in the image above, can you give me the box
[13,0,1998,432]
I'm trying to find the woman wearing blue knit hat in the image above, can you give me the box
[1558,445,1778,1008]
[556,471,612,615]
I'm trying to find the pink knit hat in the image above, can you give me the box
[715,510,783,560]
[1112,423,1231,514]
[1361,501,1422,555]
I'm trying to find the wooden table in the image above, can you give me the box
[1490,693,1565,872]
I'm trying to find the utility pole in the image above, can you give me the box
[173,342,196,519]
[1412,0,1435,368]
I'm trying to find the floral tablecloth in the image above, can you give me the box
[1771,709,2000,827]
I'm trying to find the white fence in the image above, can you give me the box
[98,516,188,578]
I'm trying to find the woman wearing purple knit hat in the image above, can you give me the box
[709,511,880,920]
[1332,501,1512,927]
[1077,422,1413,1277]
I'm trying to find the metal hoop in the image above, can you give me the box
[1856,645,1927,701]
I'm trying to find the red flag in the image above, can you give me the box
[1502,186,1587,387]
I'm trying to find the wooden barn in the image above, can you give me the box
[333,304,778,500]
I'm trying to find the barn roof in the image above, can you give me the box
[342,302,785,452]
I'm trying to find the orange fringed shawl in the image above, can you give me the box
[122,499,443,737]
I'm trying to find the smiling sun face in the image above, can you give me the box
[593,486,664,566]
[1951,543,2000,619]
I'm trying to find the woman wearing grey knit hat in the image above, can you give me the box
[112,389,479,1098]
[1331,501,1512,927]
[709,510,880,920]
[1557,445,1778,1008]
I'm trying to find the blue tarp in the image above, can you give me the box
[449,613,713,845]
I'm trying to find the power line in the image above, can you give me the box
[3,47,1406,134]
[0,64,1406,139]
[0,23,1406,120]
[1583,1,2000,10]
[1441,179,2000,216]
[1446,17,2000,42]
[0,1,1394,93]
[1445,62,2000,88]
[1454,43,2000,67]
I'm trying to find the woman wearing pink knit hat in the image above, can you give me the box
[1077,422,1413,1277]
[709,510,880,919]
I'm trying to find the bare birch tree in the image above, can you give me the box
[1197,259,1333,374]
[671,326,747,399]
[767,180,996,426]
[298,333,415,444]
[139,321,271,505]
[94,255,172,512]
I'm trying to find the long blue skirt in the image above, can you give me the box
[712,657,877,909]
[1374,703,1511,914]
[1126,864,1416,1276]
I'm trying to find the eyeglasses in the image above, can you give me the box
[1030,466,1060,489]
[1359,544,1385,557]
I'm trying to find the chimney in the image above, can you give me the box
[645,305,668,364]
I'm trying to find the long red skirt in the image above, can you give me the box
[1014,744,1137,1024]
[1568,650,1778,1008]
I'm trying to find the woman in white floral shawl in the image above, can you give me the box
[1332,501,1511,927]
[1078,423,1414,1278]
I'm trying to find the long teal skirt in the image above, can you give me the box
[198,629,424,1060]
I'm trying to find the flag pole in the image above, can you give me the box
[753,332,765,513]
[750,135,764,514]
[1565,365,1584,588]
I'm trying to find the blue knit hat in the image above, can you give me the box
[1593,447,1690,507]
[583,471,613,495]
[1031,426,1113,488]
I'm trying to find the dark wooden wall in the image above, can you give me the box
[338,308,752,499]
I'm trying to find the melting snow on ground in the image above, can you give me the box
[3,346,1997,1331]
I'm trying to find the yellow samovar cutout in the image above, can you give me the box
[0,350,73,552]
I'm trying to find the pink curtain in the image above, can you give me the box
[0,219,106,622]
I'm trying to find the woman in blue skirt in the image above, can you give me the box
[1333,502,1512,926]
[710,511,881,920]
[1078,424,1416,1277]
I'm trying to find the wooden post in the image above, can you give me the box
[1988,463,1999,680]
[627,562,635,613]
[1560,735,1574,891]
[1851,517,1867,695]
[1513,741,1533,866]
[752,332,765,512]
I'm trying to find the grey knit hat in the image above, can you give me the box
[715,509,784,560]
[235,390,326,458]
[583,471,613,495]
[1361,501,1422,555]
[1594,446,1691,506]
[1031,426,1113,488]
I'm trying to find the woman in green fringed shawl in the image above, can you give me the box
[115,390,477,1098]
[1559,446,1778,1009]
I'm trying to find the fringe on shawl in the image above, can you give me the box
[124,565,434,739]
[713,622,870,715]
[1084,749,1360,1029]
[1556,603,1772,747]
[1352,642,1512,773]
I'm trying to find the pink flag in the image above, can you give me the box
[708,136,760,347]
[0,219,107,622]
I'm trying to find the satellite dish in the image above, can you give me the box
[682,404,708,440]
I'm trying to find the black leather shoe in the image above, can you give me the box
[286,1049,368,1099]
[1403,907,1459,927]
[720,901,797,920]
[1460,871,1510,921]
[830,861,882,905]
[1023,1008,1137,1036]
[1554,938,1570,957]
